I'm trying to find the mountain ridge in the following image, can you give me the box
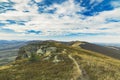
[0,40,120,80]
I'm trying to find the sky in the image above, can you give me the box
[0,0,120,43]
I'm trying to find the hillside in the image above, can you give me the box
[0,40,26,65]
[0,41,120,80]
[79,42,120,59]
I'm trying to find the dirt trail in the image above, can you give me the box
[68,55,89,80]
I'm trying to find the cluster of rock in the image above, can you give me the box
[16,42,66,62]
[36,46,57,56]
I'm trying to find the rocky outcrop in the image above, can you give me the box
[16,41,64,61]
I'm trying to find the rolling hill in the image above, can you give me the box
[0,41,120,80]
[78,42,120,60]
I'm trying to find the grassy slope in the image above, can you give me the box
[0,42,120,80]
[80,42,120,59]
[0,56,74,80]
[72,48,120,80]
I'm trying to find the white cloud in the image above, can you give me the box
[0,0,8,2]
[111,1,120,8]
[34,0,43,2]
[1,7,120,36]
[11,0,38,13]
[0,32,120,43]
[0,0,120,42]
[45,0,84,16]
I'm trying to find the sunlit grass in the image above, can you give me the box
[0,41,120,80]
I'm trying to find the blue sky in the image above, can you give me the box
[0,0,120,42]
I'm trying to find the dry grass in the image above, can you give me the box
[72,48,120,80]
[0,42,120,80]
[0,55,74,80]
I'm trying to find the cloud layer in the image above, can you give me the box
[0,0,120,42]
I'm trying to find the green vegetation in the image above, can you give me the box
[0,55,74,80]
[29,53,40,62]
[0,41,120,80]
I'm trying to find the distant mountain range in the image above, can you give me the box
[0,40,27,51]
[0,40,27,65]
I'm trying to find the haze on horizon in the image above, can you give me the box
[0,0,120,43]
